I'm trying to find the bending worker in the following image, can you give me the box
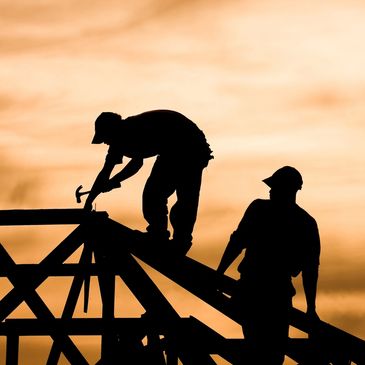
[217,166,320,364]
[84,109,213,255]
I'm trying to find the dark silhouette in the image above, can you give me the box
[217,166,321,365]
[84,109,213,254]
[0,209,364,364]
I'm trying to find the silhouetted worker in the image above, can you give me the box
[217,166,320,365]
[84,110,213,254]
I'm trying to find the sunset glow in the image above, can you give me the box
[1,0,365,363]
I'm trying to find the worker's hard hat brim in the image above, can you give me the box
[263,177,302,190]
[262,177,274,187]
[91,134,103,144]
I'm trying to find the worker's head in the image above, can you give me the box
[263,166,303,203]
[92,112,122,144]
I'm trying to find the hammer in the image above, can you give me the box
[75,185,91,203]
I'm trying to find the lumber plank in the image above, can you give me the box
[0,209,108,225]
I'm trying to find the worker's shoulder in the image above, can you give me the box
[294,204,318,225]
[127,109,187,121]
[246,198,270,211]
[250,198,268,206]
[247,200,317,224]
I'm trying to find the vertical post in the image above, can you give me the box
[6,334,19,365]
[165,348,178,365]
[47,243,93,365]
[95,246,115,364]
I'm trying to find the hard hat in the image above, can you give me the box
[92,112,121,144]
[263,166,303,190]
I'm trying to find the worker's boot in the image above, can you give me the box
[170,236,192,255]
[145,227,170,244]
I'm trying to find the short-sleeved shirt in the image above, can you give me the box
[230,199,320,294]
[105,110,213,165]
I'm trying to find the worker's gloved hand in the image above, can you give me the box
[102,179,121,193]
[83,201,93,211]
[307,308,321,340]
[307,308,320,321]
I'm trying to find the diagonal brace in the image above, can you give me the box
[117,252,217,365]
[0,226,85,321]
[0,244,88,365]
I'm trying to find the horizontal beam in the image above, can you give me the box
[0,318,310,354]
[0,209,108,226]
[0,317,219,337]
[0,318,150,336]
[0,264,106,277]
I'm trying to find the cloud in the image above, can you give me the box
[318,255,365,293]
[0,93,44,123]
[7,178,42,206]
[0,0,215,55]
[0,148,44,208]
[329,310,365,336]
[294,87,352,110]
[0,94,17,112]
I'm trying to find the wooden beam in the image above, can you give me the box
[6,334,19,365]
[0,226,90,364]
[0,209,108,226]
[0,318,337,363]
[0,226,85,321]
[0,210,363,363]
[0,318,149,336]
[118,253,217,364]
[102,219,239,320]
[99,218,365,365]
[0,244,88,365]
[0,263,109,277]
[290,308,365,364]
[47,245,95,365]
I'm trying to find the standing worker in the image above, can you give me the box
[84,109,213,255]
[217,166,320,364]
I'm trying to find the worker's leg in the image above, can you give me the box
[241,296,290,365]
[143,157,175,240]
[169,163,204,253]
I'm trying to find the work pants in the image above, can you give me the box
[232,282,292,365]
[142,156,205,243]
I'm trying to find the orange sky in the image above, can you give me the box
[1,0,365,363]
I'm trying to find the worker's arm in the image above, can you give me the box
[217,234,244,275]
[303,264,320,340]
[303,264,319,317]
[303,219,321,323]
[107,157,143,188]
[84,159,115,211]
[217,200,257,275]
[84,158,143,211]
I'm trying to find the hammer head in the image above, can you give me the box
[75,185,83,204]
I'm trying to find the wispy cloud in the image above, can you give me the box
[0,0,216,55]
[0,153,44,208]
[0,0,365,353]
